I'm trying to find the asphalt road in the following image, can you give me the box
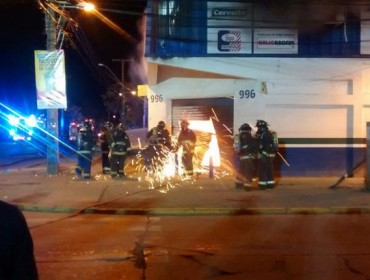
[0,141,44,167]
[0,140,80,171]
[25,212,370,280]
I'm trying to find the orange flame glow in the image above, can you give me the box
[189,119,221,168]
[201,135,221,167]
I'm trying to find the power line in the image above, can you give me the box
[8,0,370,27]
[76,7,370,27]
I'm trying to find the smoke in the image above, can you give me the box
[127,8,148,87]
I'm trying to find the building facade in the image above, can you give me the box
[145,0,370,176]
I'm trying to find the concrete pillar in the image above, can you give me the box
[46,7,59,174]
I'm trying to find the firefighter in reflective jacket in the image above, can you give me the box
[110,123,131,178]
[147,121,171,172]
[100,121,112,174]
[175,119,196,177]
[75,119,95,179]
[256,120,278,189]
[234,123,258,189]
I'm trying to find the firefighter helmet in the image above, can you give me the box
[105,121,111,128]
[180,119,190,127]
[157,121,166,128]
[83,118,91,129]
[256,120,268,127]
[239,123,252,132]
[117,123,125,131]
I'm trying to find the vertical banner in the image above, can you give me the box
[34,50,67,109]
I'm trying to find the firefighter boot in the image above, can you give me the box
[75,168,82,180]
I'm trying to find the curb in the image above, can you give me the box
[330,207,370,214]
[14,204,370,215]
[17,205,77,213]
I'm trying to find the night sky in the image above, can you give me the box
[0,0,147,123]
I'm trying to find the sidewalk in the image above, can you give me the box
[1,159,370,215]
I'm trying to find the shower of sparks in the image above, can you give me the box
[126,107,235,193]
[211,108,219,122]
[223,124,232,134]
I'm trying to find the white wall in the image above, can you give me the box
[149,78,259,133]
[147,57,370,143]
[148,57,370,81]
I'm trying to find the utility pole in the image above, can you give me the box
[112,59,133,126]
[45,6,59,174]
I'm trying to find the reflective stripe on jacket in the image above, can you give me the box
[111,131,131,155]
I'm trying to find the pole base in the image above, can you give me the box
[364,177,370,190]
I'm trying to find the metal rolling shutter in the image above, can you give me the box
[172,98,234,160]
[172,105,209,135]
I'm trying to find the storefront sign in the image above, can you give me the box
[211,8,248,17]
[207,2,251,27]
[207,28,252,54]
[254,29,298,54]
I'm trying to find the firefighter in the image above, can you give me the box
[256,120,278,189]
[175,119,196,177]
[100,121,112,174]
[234,123,258,190]
[146,121,172,173]
[110,123,131,179]
[75,119,95,179]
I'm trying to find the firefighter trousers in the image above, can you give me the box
[111,154,126,178]
[101,151,110,174]
[75,152,92,179]
[236,157,255,187]
[182,153,194,176]
[258,156,275,189]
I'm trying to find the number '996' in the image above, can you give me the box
[150,95,163,102]
[239,90,255,99]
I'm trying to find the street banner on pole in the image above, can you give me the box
[138,84,148,97]
[34,50,67,109]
